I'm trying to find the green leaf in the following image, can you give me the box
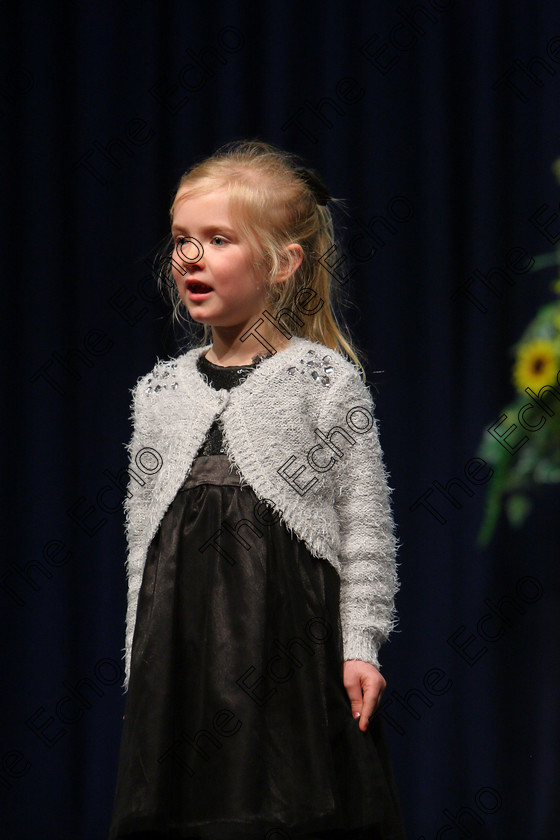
[529,252,560,272]
[476,451,510,548]
[505,493,532,528]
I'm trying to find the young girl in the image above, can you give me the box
[109,140,407,840]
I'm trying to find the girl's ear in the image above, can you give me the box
[275,243,304,284]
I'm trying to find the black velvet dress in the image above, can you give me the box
[108,354,407,840]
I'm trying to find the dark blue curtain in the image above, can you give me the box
[2,1,560,838]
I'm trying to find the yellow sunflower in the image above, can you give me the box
[512,339,559,394]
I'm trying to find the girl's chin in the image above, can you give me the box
[187,312,214,324]
[184,300,215,317]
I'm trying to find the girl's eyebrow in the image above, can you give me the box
[171,223,237,235]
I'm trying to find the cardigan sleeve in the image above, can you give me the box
[327,366,401,669]
[121,373,157,692]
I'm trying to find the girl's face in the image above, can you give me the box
[170,187,270,336]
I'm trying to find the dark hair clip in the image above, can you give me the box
[295,166,331,206]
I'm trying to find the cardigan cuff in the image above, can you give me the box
[342,626,383,670]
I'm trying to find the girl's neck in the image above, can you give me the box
[205,335,292,367]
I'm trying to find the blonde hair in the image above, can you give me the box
[156,138,368,379]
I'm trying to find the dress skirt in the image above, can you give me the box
[108,454,407,840]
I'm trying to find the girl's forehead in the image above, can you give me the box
[174,184,229,207]
[172,188,232,226]
[171,187,240,234]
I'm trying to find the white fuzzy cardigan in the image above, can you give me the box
[120,335,401,692]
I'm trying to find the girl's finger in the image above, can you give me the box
[358,685,384,731]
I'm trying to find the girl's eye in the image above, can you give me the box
[211,235,227,246]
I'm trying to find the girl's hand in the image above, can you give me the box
[343,659,386,733]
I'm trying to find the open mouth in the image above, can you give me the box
[187,282,213,294]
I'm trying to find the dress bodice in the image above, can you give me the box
[195,353,258,456]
